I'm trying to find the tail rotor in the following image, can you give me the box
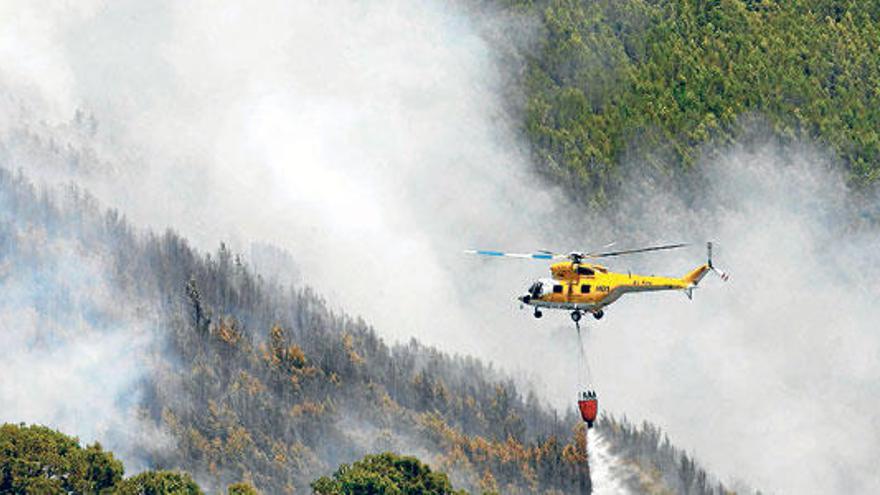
[707,242,729,281]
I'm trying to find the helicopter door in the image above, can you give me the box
[574,266,594,302]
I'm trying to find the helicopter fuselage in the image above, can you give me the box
[520,261,710,314]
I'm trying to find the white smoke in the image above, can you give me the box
[587,142,880,494]
[2,1,879,493]
[0,0,573,358]
[0,200,169,471]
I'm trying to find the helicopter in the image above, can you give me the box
[466,241,728,324]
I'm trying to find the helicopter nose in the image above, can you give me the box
[519,294,532,304]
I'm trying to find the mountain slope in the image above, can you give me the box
[496,0,880,203]
[1,163,747,493]
[0,165,590,493]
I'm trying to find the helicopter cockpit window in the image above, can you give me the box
[577,266,595,276]
[553,284,564,294]
[528,281,543,298]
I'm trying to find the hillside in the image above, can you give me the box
[0,164,741,493]
[0,165,580,492]
[495,0,880,204]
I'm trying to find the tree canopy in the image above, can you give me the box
[0,423,123,494]
[509,0,880,203]
[0,423,260,495]
[115,470,204,495]
[311,452,466,495]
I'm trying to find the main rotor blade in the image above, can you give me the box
[585,243,689,258]
[464,249,562,260]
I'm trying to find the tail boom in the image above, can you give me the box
[682,264,711,287]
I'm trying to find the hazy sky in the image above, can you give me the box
[2,1,879,493]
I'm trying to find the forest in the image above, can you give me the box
[490,0,880,205]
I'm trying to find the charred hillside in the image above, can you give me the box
[0,166,594,493]
[1,163,745,494]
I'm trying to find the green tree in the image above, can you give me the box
[115,470,204,495]
[311,452,465,495]
[227,482,260,494]
[0,423,123,494]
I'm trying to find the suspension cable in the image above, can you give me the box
[576,323,593,389]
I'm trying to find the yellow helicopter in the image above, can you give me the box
[466,242,727,324]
